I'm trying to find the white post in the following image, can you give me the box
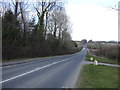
[94,60,98,65]
[90,57,93,61]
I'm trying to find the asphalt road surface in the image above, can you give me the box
[1,46,87,88]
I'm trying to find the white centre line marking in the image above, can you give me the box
[0,56,76,84]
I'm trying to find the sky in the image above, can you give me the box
[65,0,119,41]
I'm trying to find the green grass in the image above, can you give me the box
[77,64,119,88]
[86,54,118,64]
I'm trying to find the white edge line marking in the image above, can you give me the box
[0,57,76,84]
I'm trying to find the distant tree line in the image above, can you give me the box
[88,40,118,43]
[2,0,80,60]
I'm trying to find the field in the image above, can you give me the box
[77,64,119,88]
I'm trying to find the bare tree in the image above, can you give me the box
[12,0,19,30]
[34,0,57,41]
[19,1,29,44]
[48,10,71,41]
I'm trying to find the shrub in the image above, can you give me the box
[88,43,119,63]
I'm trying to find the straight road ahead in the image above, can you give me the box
[1,46,87,88]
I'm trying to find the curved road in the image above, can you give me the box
[2,46,87,88]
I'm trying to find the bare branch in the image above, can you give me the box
[45,2,56,12]
[11,0,15,6]
[33,4,41,17]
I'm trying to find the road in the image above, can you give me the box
[1,46,87,88]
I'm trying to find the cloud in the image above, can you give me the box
[65,3,118,41]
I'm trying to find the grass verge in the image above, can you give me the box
[77,64,119,88]
[2,56,57,63]
[2,52,79,63]
[86,54,118,64]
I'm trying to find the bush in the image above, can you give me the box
[88,43,119,63]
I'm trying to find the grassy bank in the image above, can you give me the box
[77,64,119,88]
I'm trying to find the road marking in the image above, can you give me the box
[0,57,76,84]
[81,48,85,51]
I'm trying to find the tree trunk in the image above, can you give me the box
[44,12,48,39]
[13,0,18,31]
[37,11,45,42]
[53,19,57,38]
[58,28,61,40]
[19,2,27,45]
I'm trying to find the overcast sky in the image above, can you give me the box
[65,0,119,41]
